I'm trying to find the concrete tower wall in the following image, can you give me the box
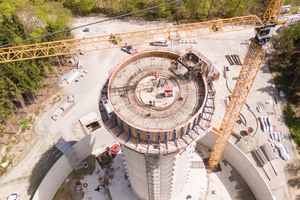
[105,49,215,200]
[123,143,197,200]
[169,144,193,200]
[123,146,149,199]
[159,153,175,200]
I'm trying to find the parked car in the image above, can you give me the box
[149,40,169,46]
[51,108,64,121]
[68,95,75,102]
[7,192,19,200]
[51,114,58,121]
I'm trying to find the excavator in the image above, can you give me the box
[0,0,299,169]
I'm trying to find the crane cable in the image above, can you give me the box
[0,0,182,48]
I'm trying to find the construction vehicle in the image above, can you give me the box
[109,33,122,45]
[0,0,299,170]
[121,43,138,54]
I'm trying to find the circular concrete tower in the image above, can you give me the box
[102,48,216,200]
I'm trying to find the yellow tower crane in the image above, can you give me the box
[0,14,265,63]
[0,0,297,169]
[208,0,287,169]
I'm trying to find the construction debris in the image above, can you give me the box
[256,106,263,113]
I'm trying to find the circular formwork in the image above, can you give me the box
[108,49,210,145]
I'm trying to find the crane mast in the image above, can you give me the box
[208,39,266,169]
[208,0,285,169]
[263,0,285,25]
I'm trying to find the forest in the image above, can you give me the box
[269,24,300,146]
[0,0,299,144]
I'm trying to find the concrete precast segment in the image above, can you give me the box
[256,147,268,165]
[262,143,276,161]
[253,148,266,166]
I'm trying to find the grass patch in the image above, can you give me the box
[0,167,8,176]
[20,117,29,132]
[1,154,7,163]
[28,115,33,123]
[51,95,62,105]
[0,154,8,176]
[8,154,16,165]
[10,139,17,144]
[0,154,16,176]
[6,145,12,153]
[34,106,42,116]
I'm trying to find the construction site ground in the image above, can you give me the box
[53,145,255,200]
[0,16,299,200]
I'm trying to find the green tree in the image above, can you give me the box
[0,77,20,124]
[45,14,72,41]
[0,13,27,45]
[269,23,300,147]
[62,0,96,15]
[0,0,28,18]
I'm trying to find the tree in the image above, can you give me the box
[62,0,97,15]
[45,14,72,41]
[0,77,20,124]
[0,13,27,45]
